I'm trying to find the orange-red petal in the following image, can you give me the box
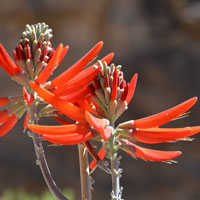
[100,126,112,141]
[133,126,200,144]
[111,67,117,100]
[121,139,181,161]
[35,44,63,84]
[0,55,13,75]
[43,131,93,145]
[54,68,101,97]
[126,73,138,104]
[51,41,103,87]
[23,87,34,106]
[29,81,86,122]
[0,114,18,137]
[62,52,114,90]
[78,99,97,114]
[85,111,109,132]
[0,109,10,123]
[52,67,101,96]
[90,147,106,169]
[58,45,69,65]
[134,144,182,161]
[0,44,19,75]
[0,97,9,106]
[60,85,92,102]
[28,123,89,135]
[23,113,30,130]
[134,97,197,128]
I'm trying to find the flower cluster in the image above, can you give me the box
[1,23,200,200]
[28,58,200,167]
[0,23,112,137]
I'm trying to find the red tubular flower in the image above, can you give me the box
[85,111,112,140]
[43,131,94,145]
[28,123,90,135]
[111,67,118,100]
[100,126,112,141]
[0,97,9,106]
[134,97,197,128]
[121,139,182,162]
[126,73,138,104]
[117,96,200,162]
[85,111,109,132]
[23,113,30,131]
[132,126,200,144]
[50,41,104,87]
[35,44,67,84]
[118,97,197,129]
[62,52,114,90]
[23,87,34,106]
[0,110,10,123]
[77,98,98,114]
[60,85,92,102]
[0,114,18,137]
[0,93,27,137]
[0,44,19,76]
[53,67,101,97]
[90,147,106,169]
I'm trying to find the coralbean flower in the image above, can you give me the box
[28,60,200,167]
[0,23,113,137]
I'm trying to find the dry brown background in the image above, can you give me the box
[0,0,200,199]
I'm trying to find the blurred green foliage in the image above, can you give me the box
[1,188,75,200]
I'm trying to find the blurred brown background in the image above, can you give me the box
[0,0,200,199]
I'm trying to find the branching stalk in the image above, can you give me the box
[78,143,92,200]
[29,102,69,200]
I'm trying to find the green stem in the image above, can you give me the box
[78,143,92,200]
[29,103,69,200]
[109,121,122,200]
